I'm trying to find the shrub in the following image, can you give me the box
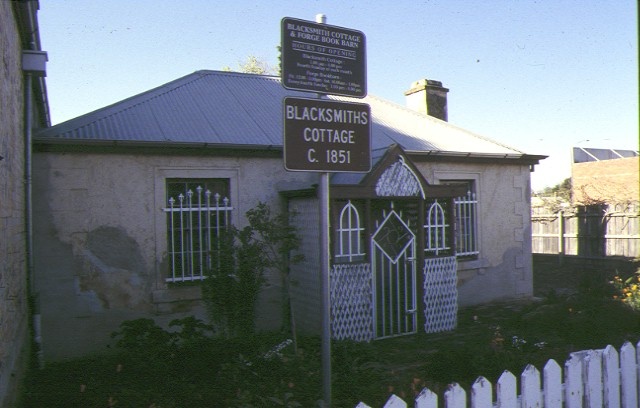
[611,268,640,310]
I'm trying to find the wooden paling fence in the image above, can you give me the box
[531,203,639,259]
[356,341,640,408]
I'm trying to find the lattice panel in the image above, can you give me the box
[423,256,458,333]
[330,263,374,342]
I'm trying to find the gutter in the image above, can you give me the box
[407,149,548,167]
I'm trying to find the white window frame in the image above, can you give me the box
[425,199,450,256]
[335,200,366,263]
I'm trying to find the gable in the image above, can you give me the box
[375,156,423,197]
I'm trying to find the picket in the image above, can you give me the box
[602,345,620,408]
[383,395,407,408]
[521,365,542,408]
[444,383,466,408]
[543,359,562,407]
[620,342,637,407]
[415,388,437,408]
[565,354,583,408]
[470,377,491,407]
[585,350,604,407]
[496,371,517,408]
[356,341,640,408]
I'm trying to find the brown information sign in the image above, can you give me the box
[284,97,371,172]
[281,17,366,98]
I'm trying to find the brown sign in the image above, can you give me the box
[281,17,366,98]
[284,97,371,172]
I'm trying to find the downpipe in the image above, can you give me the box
[24,72,44,368]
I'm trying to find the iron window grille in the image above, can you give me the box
[164,179,232,282]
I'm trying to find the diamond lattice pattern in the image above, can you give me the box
[330,263,374,342]
[423,256,458,333]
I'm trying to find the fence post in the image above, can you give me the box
[558,210,565,265]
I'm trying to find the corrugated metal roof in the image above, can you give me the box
[35,69,527,157]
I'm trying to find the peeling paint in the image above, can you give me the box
[77,226,152,311]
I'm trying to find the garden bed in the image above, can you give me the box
[19,257,640,407]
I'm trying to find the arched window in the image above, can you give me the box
[335,200,365,263]
[425,199,450,256]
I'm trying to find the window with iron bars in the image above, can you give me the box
[334,200,366,263]
[164,179,232,283]
[424,198,453,257]
[453,188,479,258]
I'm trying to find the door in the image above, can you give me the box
[371,202,417,339]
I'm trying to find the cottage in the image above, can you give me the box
[33,70,545,359]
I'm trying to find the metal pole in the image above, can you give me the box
[316,13,331,408]
[320,172,331,407]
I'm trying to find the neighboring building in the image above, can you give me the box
[571,147,639,205]
[532,147,639,259]
[33,71,545,359]
[0,1,49,406]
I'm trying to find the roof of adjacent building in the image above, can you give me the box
[572,147,639,163]
[35,70,544,163]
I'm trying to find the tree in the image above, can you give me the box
[222,55,276,75]
[539,177,572,202]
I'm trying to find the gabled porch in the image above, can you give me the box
[285,144,467,341]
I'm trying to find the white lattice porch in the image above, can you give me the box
[330,263,374,342]
[423,256,458,333]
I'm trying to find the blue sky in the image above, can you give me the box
[38,1,638,190]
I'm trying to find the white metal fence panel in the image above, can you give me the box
[423,256,457,333]
[330,263,374,342]
[356,341,640,408]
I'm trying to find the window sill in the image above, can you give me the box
[152,285,202,304]
[458,257,489,271]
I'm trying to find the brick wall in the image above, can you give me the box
[572,157,640,204]
[0,2,29,407]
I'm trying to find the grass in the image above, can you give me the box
[19,258,640,407]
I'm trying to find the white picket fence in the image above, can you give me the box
[356,341,640,408]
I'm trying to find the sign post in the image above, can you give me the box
[283,97,371,173]
[281,14,368,407]
[281,17,366,98]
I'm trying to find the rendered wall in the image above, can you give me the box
[425,161,534,306]
[0,3,29,406]
[32,151,317,360]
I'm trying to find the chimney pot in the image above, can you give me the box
[404,78,449,121]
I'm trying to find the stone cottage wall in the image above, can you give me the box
[425,161,534,306]
[32,150,318,360]
[0,2,29,406]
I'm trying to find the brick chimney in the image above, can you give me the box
[404,79,449,121]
